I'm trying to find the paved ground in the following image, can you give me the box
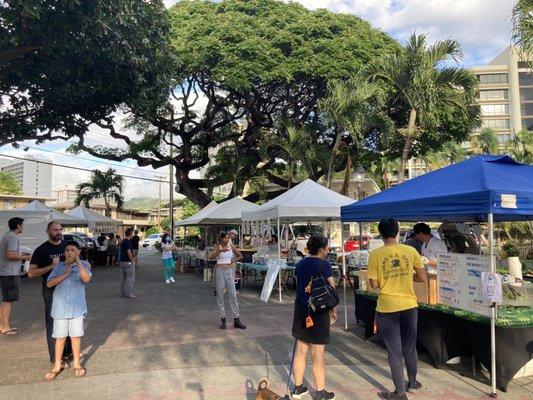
[0,251,531,400]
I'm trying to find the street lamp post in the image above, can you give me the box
[355,166,365,250]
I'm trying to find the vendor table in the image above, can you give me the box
[242,262,296,289]
[354,290,533,392]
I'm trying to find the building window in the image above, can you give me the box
[522,118,533,130]
[521,102,533,116]
[518,61,532,69]
[519,72,533,86]
[479,89,508,100]
[480,104,509,116]
[520,87,533,102]
[497,134,511,144]
[478,73,508,84]
[482,119,510,129]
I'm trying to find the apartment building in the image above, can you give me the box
[0,156,52,197]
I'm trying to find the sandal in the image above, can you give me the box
[44,369,61,381]
[1,328,18,335]
[74,367,86,378]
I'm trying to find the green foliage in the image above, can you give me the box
[365,33,481,181]
[470,128,499,155]
[0,171,21,195]
[0,0,174,146]
[75,168,124,217]
[513,0,533,63]
[506,129,533,163]
[181,199,200,220]
[124,197,159,211]
[160,217,171,231]
[145,226,160,236]
[502,241,520,258]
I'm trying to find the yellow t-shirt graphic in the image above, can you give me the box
[367,244,424,313]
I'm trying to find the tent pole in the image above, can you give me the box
[277,217,282,303]
[488,213,497,397]
[341,224,348,330]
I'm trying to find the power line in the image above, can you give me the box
[23,146,170,176]
[0,154,170,184]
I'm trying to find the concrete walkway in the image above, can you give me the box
[0,252,531,400]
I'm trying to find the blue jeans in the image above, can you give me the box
[162,258,175,279]
[376,308,418,396]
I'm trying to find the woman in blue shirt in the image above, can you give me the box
[291,235,336,400]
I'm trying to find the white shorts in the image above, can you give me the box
[53,316,85,338]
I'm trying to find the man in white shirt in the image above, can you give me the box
[413,223,448,263]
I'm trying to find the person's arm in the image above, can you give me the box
[232,245,243,262]
[47,264,71,288]
[6,236,31,261]
[77,259,92,283]
[324,262,335,289]
[208,245,221,260]
[28,255,60,279]
[367,253,380,289]
[413,249,427,282]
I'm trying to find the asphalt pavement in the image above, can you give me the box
[0,250,531,400]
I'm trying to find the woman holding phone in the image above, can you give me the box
[208,232,246,330]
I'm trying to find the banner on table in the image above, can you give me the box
[260,261,281,303]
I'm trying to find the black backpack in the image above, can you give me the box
[308,260,340,313]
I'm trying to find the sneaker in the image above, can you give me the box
[315,390,335,400]
[291,385,309,399]
[378,391,408,400]
[407,381,422,393]
[169,277,175,283]
[165,278,171,284]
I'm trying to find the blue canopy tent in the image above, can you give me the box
[340,155,533,223]
[339,155,533,396]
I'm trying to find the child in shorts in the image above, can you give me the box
[44,240,92,381]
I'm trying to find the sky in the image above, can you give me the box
[0,0,516,201]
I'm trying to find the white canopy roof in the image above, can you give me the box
[241,179,355,223]
[176,201,218,226]
[196,197,258,226]
[18,201,86,226]
[66,205,121,233]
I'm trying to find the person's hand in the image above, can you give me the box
[304,282,312,293]
[51,256,60,267]
[330,308,338,321]
[65,263,72,277]
[23,254,32,261]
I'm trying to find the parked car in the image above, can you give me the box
[69,232,96,250]
[142,233,162,248]
[344,235,372,252]
[63,233,89,250]
[401,223,480,255]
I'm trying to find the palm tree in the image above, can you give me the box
[512,0,533,61]
[75,168,124,217]
[366,33,479,182]
[320,77,394,188]
[425,141,468,171]
[470,127,499,155]
[259,123,327,187]
[369,156,401,189]
[506,129,533,163]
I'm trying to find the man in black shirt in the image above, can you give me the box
[131,230,140,267]
[28,221,72,366]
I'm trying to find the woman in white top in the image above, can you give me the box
[208,232,246,330]
[161,233,176,283]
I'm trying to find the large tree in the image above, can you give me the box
[69,0,397,206]
[75,168,124,218]
[0,0,173,146]
[365,33,480,181]
[0,172,21,195]
[513,0,533,61]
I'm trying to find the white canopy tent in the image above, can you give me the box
[66,205,122,234]
[175,201,218,227]
[241,179,355,302]
[192,197,258,226]
[18,201,86,226]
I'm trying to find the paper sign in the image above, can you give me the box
[482,272,503,304]
[260,261,281,303]
[437,253,492,317]
[500,194,517,209]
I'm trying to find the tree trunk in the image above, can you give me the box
[326,127,342,188]
[288,161,294,188]
[399,108,417,183]
[176,173,212,208]
[103,198,111,218]
[340,152,352,195]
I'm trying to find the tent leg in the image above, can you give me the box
[341,224,348,331]
[488,213,497,398]
[277,218,282,303]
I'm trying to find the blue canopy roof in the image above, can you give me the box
[341,155,533,223]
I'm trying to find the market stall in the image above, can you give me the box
[340,155,533,395]
[241,179,354,302]
[18,201,87,226]
[66,205,122,233]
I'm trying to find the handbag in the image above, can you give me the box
[308,260,340,313]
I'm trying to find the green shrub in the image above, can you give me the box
[502,242,520,258]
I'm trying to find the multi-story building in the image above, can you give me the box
[52,185,78,205]
[470,45,531,148]
[0,156,52,197]
[0,194,53,210]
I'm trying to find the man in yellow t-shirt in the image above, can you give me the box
[367,219,427,400]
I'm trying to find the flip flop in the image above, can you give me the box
[1,328,18,335]
[74,367,86,378]
[44,369,61,381]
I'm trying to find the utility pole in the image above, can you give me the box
[155,175,163,231]
[169,133,174,239]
